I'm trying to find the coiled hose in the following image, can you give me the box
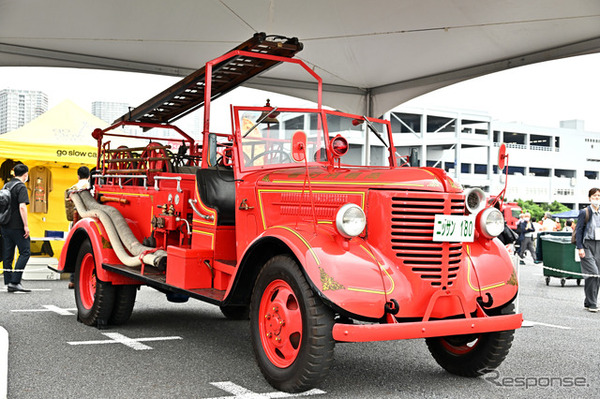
[70,190,167,269]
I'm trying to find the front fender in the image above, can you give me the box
[250,224,401,319]
[465,238,519,310]
[58,217,139,285]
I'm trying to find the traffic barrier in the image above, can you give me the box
[540,264,600,278]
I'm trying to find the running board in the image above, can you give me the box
[102,263,226,304]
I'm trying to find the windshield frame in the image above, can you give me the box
[232,106,396,173]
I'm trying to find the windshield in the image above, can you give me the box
[236,108,393,170]
[239,110,325,168]
[325,113,391,167]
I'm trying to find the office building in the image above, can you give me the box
[91,101,130,124]
[0,89,48,134]
[386,106,600,209]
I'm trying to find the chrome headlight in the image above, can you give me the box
[479,207,505,239]
[464,187,486,215]
[335,203,366,238]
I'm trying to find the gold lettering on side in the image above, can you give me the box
[101,236,112,249]
[320,267,345,291]
[507,270,518,286]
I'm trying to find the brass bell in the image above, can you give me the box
[258,99,279,124]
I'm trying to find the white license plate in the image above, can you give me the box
[433,215,475,242]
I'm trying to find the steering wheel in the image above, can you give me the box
[247,149,292,166]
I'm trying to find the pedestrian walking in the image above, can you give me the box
[575,187,600,312]
[517,212,541,265]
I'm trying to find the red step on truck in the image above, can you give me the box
[56,33,522,393]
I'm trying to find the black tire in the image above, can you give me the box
[220,305,250,320]
[74,240,116,327]
[250,255,335,393]
[425,304,516,377]
[109,285,137,325]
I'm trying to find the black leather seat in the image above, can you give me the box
[195,168,235,226]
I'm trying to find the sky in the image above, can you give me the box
[0,52,599,133]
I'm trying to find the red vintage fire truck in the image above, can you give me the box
[488,195,522,230]
[57,33,522,392]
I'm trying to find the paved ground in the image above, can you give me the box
[1,256,599,398]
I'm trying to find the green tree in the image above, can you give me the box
[515,199,571,222]
[547,200,569,214]
[516,199,543,222]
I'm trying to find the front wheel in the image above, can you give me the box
[425,304,516,377]
[74,239,116,327]
[250,255,335,393]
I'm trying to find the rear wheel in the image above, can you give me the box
[250,255,335,393]
[425,304,515,377]
[109,285,137,325]
[74,240,115,327]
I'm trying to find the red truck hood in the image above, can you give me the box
[252,166,462,193]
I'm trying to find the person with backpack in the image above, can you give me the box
[1,163,31,293]
[576,187,600,312]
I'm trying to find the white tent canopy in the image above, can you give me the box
[1,0,599,116]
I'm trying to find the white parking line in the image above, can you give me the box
[1,327,8,399]
[523,320,572,330]
[68,332,182,350]
[208,381,325,398]
[11,305,76,315]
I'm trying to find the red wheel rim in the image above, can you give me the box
[258,279,303,368]
[79,253,97,310]
[440,335,481,355]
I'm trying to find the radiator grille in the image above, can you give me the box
[390,194,464,287]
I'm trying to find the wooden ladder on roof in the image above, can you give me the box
[114,33,303,126]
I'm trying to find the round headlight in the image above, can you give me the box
[479,207,505,239]
[464,187,486,215]
[335,203,366,238]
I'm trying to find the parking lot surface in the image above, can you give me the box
[2,257,600,398]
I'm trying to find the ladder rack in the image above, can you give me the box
[114,33,303,126]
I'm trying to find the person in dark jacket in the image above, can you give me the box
[576,187,600,312]
[1,163,31,292]
[516,212,540,265]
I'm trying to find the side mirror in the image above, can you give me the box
[292,130,307,162]
[498,143,507,170]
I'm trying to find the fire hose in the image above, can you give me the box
[69,190,167,269]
